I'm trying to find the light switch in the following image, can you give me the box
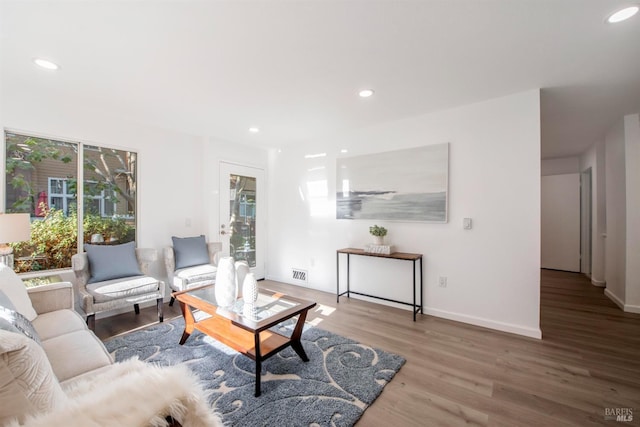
[463,218,472,230]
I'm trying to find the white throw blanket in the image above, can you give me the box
[7,358,224,427]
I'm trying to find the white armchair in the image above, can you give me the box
[164,241,222,306]
[71,246,164,331]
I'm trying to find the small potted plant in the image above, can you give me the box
[369,225,387,245]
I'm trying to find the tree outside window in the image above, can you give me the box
[4,132,137,273]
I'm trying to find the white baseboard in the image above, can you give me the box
[591,278,606,287]
[604,288,625,310]
[423,307,542,340]
[603,289,640,313]
[266,275,542,340]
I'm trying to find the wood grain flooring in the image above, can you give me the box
[96,269,640,426]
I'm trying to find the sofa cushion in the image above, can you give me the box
[0,264,38,321]
[32,310,87,341]
[0,289,16,311]
[0,330,66,425]
[174,264,217,288]
[85,241,143,284]
[86,276,160,303]
[172,235,209,270]
[0,305,42,345]
[0,291,21,334]
[42,330,113,382]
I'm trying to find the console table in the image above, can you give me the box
[336,248,423,321]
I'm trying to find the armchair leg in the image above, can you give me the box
[134,303,140,315]
[169,296,175,307]
[86,314,96,331]
[157,298,164,323]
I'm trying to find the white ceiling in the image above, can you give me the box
[1,1,639,159]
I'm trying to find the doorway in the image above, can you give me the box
[580,168,592,277]
[219,162,265,279]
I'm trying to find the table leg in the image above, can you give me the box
[178,302,195,345]
[346,253,350,298]
[290,310,310,361]
[420,257,424,314]
[254,333,262,397]
[413,260,416,321]
[336,251,340,303]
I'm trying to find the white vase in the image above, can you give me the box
[215,256,237,308]
[235,261,250,296]
[373,235,384,245]
[242,273,258,303]
[242,302,257,320]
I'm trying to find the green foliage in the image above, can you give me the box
[5,137,74,212]
[369,225,388,237]
[5,134,136,214]
[10,208,135,273]
[83,212,133,243]
[22,275,63,288]
[11,209,77,272]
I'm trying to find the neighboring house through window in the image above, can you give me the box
[47,178,76,215]
[4,131,138,274]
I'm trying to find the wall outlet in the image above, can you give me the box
[439,276,448,288]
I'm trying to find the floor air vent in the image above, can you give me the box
[292,268,308,283]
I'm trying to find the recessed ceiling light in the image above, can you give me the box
[358,89,374,98]
[340,149,348,153]
[607,6,639,23]
[33,58,59,70]
[304,153,326,159]
[248,127,260,133]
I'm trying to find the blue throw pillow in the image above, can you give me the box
[85,241,143,284]
[0,304,42,345]
[172,235,209,270]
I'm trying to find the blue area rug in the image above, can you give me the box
[104,317,405,426]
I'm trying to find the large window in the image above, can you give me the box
[4,132,137,273]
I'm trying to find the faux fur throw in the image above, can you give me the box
[6,358,224,427]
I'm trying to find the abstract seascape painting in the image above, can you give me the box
[336,143,448,222]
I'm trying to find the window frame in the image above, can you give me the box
[3,129,139,274]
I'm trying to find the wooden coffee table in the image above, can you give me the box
[172,284,316,397]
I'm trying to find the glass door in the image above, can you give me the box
[219,162,265,279]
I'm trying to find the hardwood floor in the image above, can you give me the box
[97,270,640,426]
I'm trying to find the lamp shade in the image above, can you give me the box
[0,213,31,244]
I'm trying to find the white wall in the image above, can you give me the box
[580,140,606,286]
[541,174,580,272]
[267,90,542,339]
[605,119,627,306]
[623,114,640,312]
[604,113,640,313]
[541,157,579,176]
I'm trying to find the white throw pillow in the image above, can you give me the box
[0,264,38,321]
[0,330,66,425]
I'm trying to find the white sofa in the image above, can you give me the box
[0,265,222,427]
